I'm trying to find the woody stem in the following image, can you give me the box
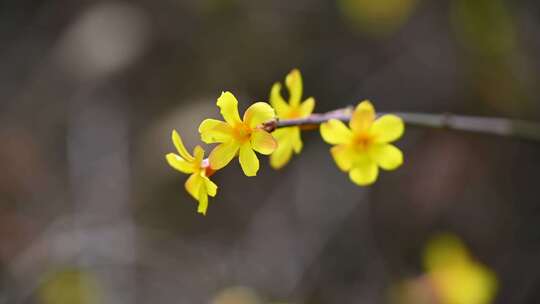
[261,107,540,142]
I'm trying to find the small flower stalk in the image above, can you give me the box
[165,69,406,215]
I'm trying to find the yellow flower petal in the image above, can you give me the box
[330,144,356,171]
[299,97,315,117]
[349,159,379,186]
[369,144,403,170]
[203,176,218,197]
[243,102,275,128]
[285,69,302,106]
[272,127,291,143]
[424,234,469,272]
[432,261,497,304]
[350,100,375,133]
[217,91,242,125]
[424,234,498,304]
[172,130,193,161]
[239,143,259,176]
[371,114,404,143]
[185,172,203,200]
[270,83,290,117]
[269,128,294,169]
[197,185,208,215]
[199,119,233,143]
[209,141,240,170]
[291,127,303,153]
[193,145,205,165]
[165,153,194,174]
[320,119,353,144]
[250,129,277,155]
[276,126,303,153]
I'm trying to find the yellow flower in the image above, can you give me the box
[423,234,497,304]
[39,269,102,304]
[320,100,404,186]
[199,91,277,176]
[165,130,217,215]
[269,69,315,169]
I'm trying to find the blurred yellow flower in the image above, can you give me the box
[320,100,404,186]
[269,69,315,169]
[39,269,102,304]
[199,91,277,176]
[211,286,262,304]
[424,234,498,304]
[166,130,217,215]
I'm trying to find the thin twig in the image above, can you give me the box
[261,107,540,142]
[261,106,353,131]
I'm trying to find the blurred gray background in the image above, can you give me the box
[0,0,539,303]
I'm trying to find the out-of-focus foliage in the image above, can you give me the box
[451,0,515,56]
[38,269,102,304]
[201,0,238,14]
[450,0,536,115]
[338,0,419,35]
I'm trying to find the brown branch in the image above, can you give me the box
[261,106,353,132]
[261,107,540,142]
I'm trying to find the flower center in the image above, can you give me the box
[353,133,374,151]
[285,106,303,119]
[232,123,252,143]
